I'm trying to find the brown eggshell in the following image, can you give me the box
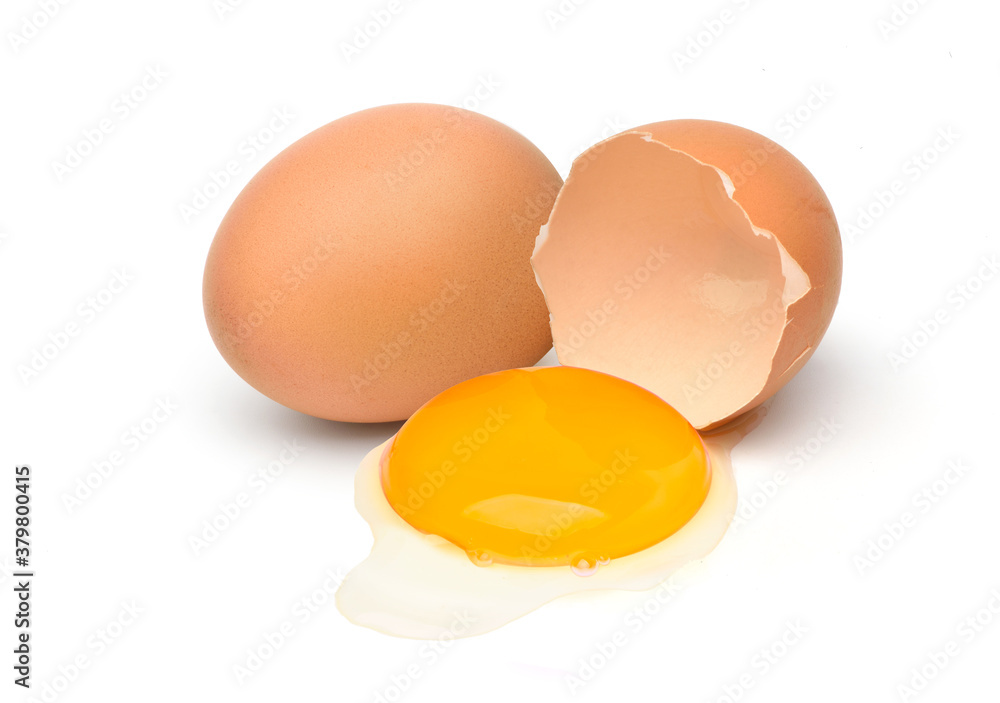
[204,104,561,422]
[531,119,842,429]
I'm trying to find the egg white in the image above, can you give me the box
[336,428,741,640]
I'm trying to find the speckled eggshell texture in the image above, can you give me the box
[204,104,561,422]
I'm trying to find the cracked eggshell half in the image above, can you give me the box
[531,119,842,430]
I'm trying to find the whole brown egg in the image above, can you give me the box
[203,104,560,422]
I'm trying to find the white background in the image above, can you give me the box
[2,0,999,701]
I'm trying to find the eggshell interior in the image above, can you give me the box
[532,120,842,429]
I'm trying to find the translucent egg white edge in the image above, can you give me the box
[335,434,737,639]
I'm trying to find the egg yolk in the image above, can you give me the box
[380,366,710,569]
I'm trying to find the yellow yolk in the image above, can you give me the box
[380,366,710,569]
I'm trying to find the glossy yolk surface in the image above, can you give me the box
[380,366,711,569]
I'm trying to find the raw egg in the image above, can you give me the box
[381,365,710,568]
[337,366,761,639]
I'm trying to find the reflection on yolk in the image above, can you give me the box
[380,366,711,570]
